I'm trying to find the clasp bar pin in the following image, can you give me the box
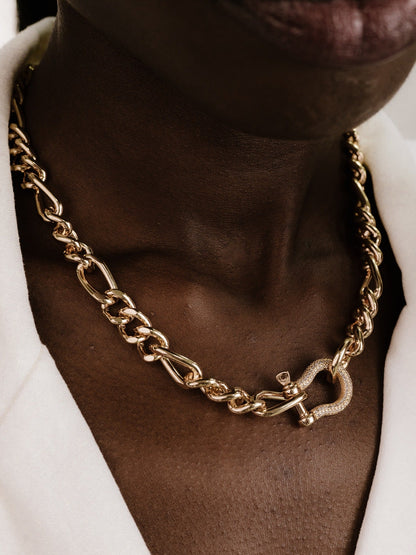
[276,371,316,427]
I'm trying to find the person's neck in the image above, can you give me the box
[23,2,353,294]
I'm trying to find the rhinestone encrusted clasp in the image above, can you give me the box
[276,359,353,427]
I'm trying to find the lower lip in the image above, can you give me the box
[219,0,416,66]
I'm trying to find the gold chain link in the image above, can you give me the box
[330,131,383,378]
[8,65,383,421]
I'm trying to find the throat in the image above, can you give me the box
[22,1,351,291]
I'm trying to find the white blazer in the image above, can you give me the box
[0,19,415,555]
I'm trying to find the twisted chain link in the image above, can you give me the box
[330,131,383,378]
[9,66,383,419]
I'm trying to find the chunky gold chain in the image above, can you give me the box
[331,132,383,376]
[8,66,382,425]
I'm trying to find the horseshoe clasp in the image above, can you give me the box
[276,358,353,427]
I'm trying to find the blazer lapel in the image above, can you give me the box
[356,114,416,553]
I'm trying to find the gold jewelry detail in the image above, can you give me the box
[9,66,383,426]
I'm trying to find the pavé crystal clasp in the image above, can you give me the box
[276,358,353,427]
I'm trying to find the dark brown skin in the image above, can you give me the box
[16,0,415,553]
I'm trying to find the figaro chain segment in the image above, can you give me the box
[9,65,382,426]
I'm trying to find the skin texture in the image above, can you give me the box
[16,0,415,553]
[64,0,416,139]
[224,0,416,65]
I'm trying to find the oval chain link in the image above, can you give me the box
[9,66,383,418]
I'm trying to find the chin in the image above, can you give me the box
[219,0,416,67]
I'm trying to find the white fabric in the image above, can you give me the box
[0,0,16,49]
[356,116,416,554]
[0,19,415,555]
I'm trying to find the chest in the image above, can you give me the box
[21,259,392,554]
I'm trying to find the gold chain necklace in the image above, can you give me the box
[9,65,383,427]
